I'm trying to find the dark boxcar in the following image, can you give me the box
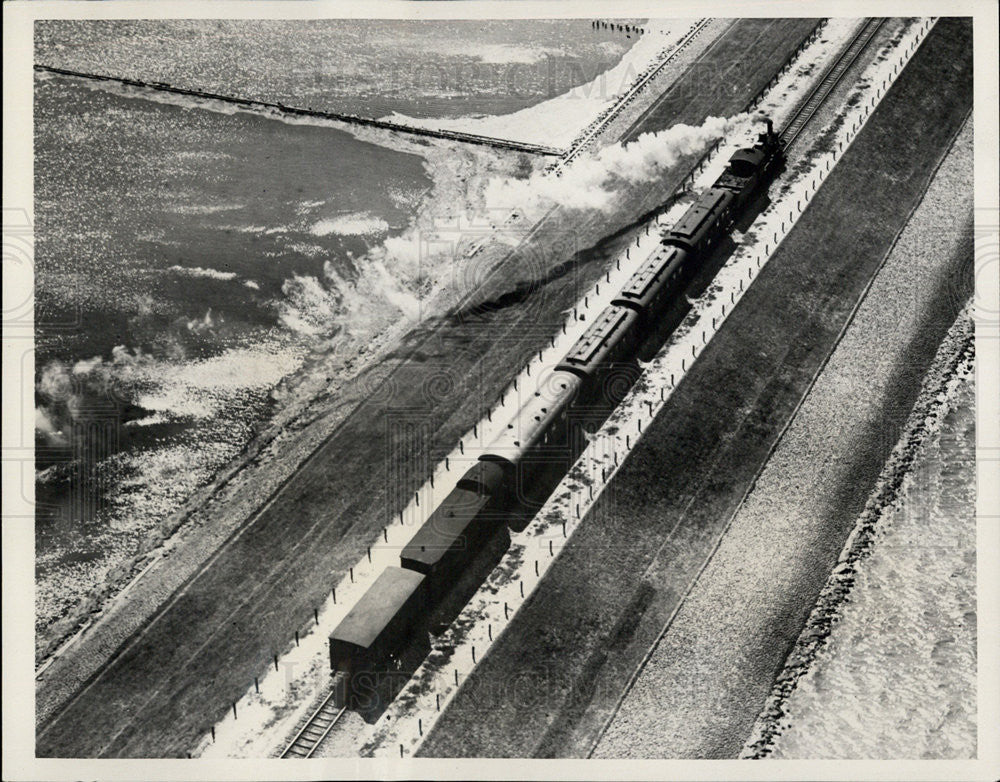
[328,566,426,678]
[400,460,508,594]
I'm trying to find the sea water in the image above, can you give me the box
[32,20,641,652]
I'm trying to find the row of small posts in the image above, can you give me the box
[200,22,937,757]
[591,20,645,35]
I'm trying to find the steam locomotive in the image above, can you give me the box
[328,119,784,705]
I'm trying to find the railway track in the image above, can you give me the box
[558,19,713,168]
[780,18,886,148]
[279,686,346,758]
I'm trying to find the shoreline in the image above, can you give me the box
[33,20,702,715]
[376,19,700,149]
[743,309,976,758]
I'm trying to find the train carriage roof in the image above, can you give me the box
[616,246,686,306]
[668,188,734,240]
[561,306,638,369]
[728,147,766,167]
[455,460,507,496]
[329,566,424,649]
[725,147,766,177]
[401,484,493,572]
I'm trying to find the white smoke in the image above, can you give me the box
[37,344,164,409]
[484,113,754,214]
[38,360,74,402]
[35,405,69,449]
[35,346,152,443]
[72,355,104,376]
[277,113,762,342]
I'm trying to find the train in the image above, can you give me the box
[329,118,784,705]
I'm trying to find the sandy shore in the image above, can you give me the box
[746,315,975,759]
[378,20,704,149]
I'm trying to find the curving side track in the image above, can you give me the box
[558,19,713,167]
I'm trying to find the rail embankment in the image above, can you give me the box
[744,309,975,759]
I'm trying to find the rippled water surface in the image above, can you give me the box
[35,19,639,119]
[32,19,640,650]
[33,71,438,633]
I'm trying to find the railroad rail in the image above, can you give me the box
[33,64,563,157]
[780,18,886,148]
[558,19,713,168]
[279,686,346,758]
[361,15,910,760]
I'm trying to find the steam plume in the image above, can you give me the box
[484,113,755,214]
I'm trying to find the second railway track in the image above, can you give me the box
[559,19,713,167]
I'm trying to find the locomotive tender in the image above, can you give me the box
[329,119,784,702]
